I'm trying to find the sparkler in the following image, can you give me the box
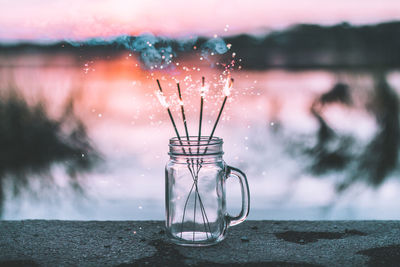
[209,76,233,139]
[176,83,190,140]
[195,76,206,240]
[198,76,207,144]
[156,79,182,142]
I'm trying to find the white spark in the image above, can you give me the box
[223,77,233,96]
[200,84,209,97]
[155,90,169,108]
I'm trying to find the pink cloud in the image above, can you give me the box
[0,0,399,42]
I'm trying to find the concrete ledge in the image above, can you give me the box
[1,220,400,266]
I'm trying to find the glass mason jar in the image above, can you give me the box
[165,136,250,246]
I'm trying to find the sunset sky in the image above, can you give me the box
[0,0,400,43]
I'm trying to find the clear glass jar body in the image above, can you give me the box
[165,137,250,246]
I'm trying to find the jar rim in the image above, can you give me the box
[169,136,222,147]
[169,136,223,157]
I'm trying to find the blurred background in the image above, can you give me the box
[1,0,400,220]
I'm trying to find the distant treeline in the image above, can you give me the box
[225,21,400,69]
[1,21,400,69]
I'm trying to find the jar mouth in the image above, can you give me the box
[169,136,222,147]
[169,136,223,156]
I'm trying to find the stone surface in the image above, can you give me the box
[0,220,400,266]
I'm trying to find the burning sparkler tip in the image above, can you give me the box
[223,76,233,97]
[155,90,169,108]
[200,81,209,98]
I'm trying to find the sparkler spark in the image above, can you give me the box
[198,77,206,141]
[155,90,169,108]
[176,83,190,140]
[156,79,182,144]
[200,84,209,98]
[209,76,234,139]
[223,77,233,96]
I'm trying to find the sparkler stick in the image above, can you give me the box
[194,77,206,240]
[195,77,234,172]
[195,77,208,175]
[198,77,206,144]
[209,77,233,139]
[177,83,190,140]
[177,82,198,174]
[179,79,211,239]
[192,77,233,236]
[156,79,182,141]
[156,80,211,239]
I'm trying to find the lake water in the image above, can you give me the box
[1,51,400,220]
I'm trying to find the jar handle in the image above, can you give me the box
[226,166,250,227]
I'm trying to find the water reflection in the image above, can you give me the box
[299,72,400,192]
[0,88,99,217]
[307,81,354,176]
[356,73,400,188]
[1,53,400,219]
